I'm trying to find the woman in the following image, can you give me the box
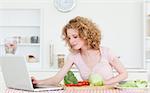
[32,16,128,86]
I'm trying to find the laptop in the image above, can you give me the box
[0,55,64,92]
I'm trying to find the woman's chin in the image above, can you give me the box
[73,47,80,50]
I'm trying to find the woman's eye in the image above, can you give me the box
[74,36,78,38]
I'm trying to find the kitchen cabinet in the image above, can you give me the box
[0,4,44,71]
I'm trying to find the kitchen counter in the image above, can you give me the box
[4,86,150,93]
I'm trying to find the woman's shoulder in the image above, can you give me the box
[100,46,117,60]
[100,46,116,57]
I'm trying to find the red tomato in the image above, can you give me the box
[65,84,70,87]
[77,80,90,86]
[65,84,74,87]
[76,82,83,86]
[83,80,88,82]
[82,82,86,85]
[78,81,82,83]
[65,80,90,87]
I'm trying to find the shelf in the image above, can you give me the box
[18,43,40,46]
[0,26,40,27]
[145,37,150,40]
[0,43,40,46]
[146,59,150,62]
[145,49,150,52]
[146,16,150,20]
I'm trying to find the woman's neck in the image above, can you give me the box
[80,46,88,54]
[80,45,101,56]
[80,48,98,56]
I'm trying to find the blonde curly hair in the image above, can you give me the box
[62,16,101,51]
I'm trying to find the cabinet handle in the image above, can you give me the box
[49,44,54,66]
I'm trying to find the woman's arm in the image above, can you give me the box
[104,59,128,85]
[33,54,74,86]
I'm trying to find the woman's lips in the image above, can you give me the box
[72,44,77,47]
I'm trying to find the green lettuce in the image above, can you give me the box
[88,73,103,86]
[119,80,148,88]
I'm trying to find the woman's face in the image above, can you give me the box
[67,29,86,50]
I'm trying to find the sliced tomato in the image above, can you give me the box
[78,80,89,85]
[85,82,90,85]
[76,82,83,86]
[78,81,83,83]
[65,80,90,87]
[65,84,74,87]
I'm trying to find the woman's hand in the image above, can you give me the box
[103,80,118,87]
[103,80,114,85]
[31,76,41,85]
[103,80,109,85]
[31,76,59,86]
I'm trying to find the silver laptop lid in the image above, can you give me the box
[0,55,34,91]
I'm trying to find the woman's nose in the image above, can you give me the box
[70,38,75,44]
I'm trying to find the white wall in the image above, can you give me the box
[0,0,149,74]
[47,0,144,69]
[0,0,147,69]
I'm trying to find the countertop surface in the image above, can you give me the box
[4,86,150,93]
